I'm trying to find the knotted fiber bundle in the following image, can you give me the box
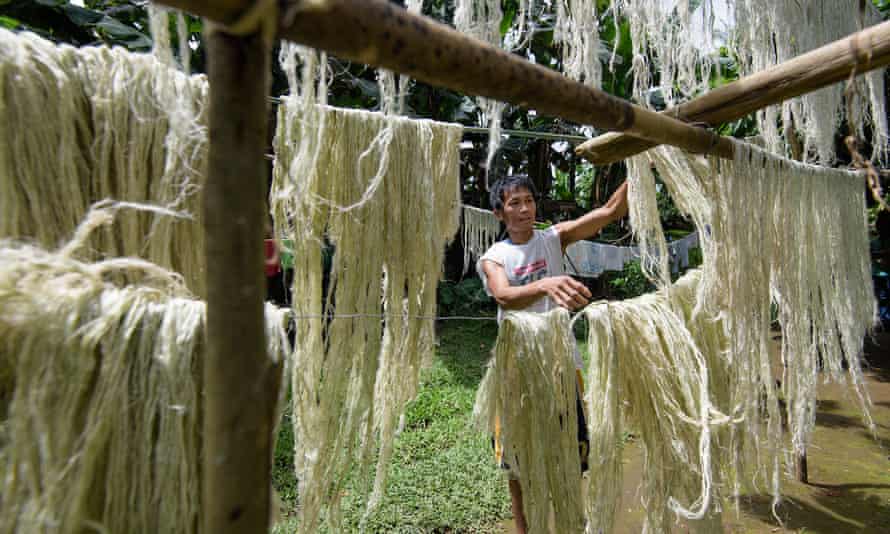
[271,101,461,531]
[474,308,585,534]
[0,209,290,534]
[584,270,732,534]
[626,140,877,512]
[0,28,208,295]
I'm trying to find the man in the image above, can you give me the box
[478,174,628,533]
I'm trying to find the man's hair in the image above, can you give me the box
[489,174,538,212]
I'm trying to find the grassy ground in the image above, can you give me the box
[272,320,513,533]
[271,322,890,533]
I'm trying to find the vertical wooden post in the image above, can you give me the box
[203,25,275,533]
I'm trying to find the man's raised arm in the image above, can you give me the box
[555,181,628,249]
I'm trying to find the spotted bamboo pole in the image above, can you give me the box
[156,0,736,159]
[576,19,890,165]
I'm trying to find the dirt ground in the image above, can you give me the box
[501,332,890,533]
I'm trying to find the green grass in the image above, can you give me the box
[271,320,513,533]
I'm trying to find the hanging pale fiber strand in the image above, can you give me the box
[583,270,733,534]
[462,204,501,273]
[627,140,876,512]
[554,0,602,88]
[634,145,781,512]
[377,0,423,116]
[454,0,532,178]
[146,4,192,75]
[626,155,671,285]
[0,208,290,534]
[271,100,461,531]
[754,143,876,461]
[703,141,873,470]
[626,135,718,287]
[731,0,888,163]
[473,309,585,534]
[0,28,208,295]
[612,0,718,107]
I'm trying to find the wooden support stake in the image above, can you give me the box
[156,0,735,160]
[576,20,890,165]
[797,450,809,484]
[203,26,277,534]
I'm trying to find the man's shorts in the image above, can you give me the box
[493,370,590,479]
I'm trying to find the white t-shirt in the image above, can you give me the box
[478,227,583,368]
[477,227,565,321]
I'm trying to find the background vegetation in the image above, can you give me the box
[3,1,887,530]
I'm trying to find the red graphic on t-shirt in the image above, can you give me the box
[513,259,547,278]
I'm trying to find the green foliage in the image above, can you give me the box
[605,259,654,300]
[438,277,496,317]
[551,167,574,202]
[271,321,510,533]
[549,162,603,212]
[272,399,298,506]
[0,15,19,29]
[0,1,204,68]
[687,246,703,269]
[598,7,635,100]
[573,162,597,210]
[0,0,151,49]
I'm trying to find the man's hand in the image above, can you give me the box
[536,276,591,310]
[482,260,593,311]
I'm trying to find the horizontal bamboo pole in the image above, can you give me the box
[576,19,890,165]
[156,0,735,160]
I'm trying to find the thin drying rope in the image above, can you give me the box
[266,96,592,141]
[287,312,498,321]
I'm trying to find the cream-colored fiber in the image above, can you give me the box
[608,0,887,162]
[704,141,874,484]
[555,0,602,88]
[454,0,532,178]
[272,100,461,531]
[612,0,717,107]
[377,0,423,116]
[462,204,502,272]
[583,271,732,534]
[474,309,585,534]
[731,0,888,164]
[626,154,670,285]
[0,28,208,295]
[625,140,876,519]
[0,208,290,534]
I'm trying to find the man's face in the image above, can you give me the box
[495,186,536,234]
